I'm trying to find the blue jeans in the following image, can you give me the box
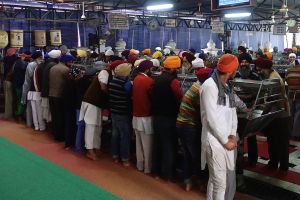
[74,109,85,152]
[111,113,131,161]
[177,124,201,184]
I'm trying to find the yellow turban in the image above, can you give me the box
[152,51,163,59]
[77,49,87,58]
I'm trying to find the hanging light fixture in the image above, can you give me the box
[284,11,289,18]
[80,2,86,20]
[271,0,275,23]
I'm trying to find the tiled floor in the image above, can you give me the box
[244,135,300,195]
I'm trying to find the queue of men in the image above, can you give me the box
[1,44,299,200]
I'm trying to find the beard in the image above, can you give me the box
[239,65,251,79]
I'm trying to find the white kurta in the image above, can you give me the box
[200,77,237,170]
[200,78,238,200]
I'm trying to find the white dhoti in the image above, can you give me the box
[41,97,52,123]
[133,116,154,173]
[28,91,45,131]
[79,102,102,149]
[206,143,236,200]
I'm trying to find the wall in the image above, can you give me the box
[0,19,96,52]
[0,18,285,53]
[230,30,285,51]
[107,25,222,52]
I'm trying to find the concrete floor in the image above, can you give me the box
[0,119,256,200]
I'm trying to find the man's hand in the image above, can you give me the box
[242,107,250,113]
[224,141,236,151]
[224,135,237,150]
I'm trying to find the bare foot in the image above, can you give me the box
[185,183,192,192]
[65,146,72,150]
[86,150,98,161]
[122,161,130,167]
[95,149,101,157]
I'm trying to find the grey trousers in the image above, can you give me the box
[84,124,102,150]
[135,130,154,173]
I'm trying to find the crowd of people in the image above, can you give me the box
[0,43,299,199]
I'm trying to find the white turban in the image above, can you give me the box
[192,58,204,68]
[163,48,171,55]
[289,53,296,58]
[155,47,162,51]
[151,59,160,67]
[105,49,114,56]
[48,50,61,59]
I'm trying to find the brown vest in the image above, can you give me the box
[83,76,109,109]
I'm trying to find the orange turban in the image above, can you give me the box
[163,56,181,69]
[217,54,239,73]
[264,51,273,60]
[142,48,151,56]
[130,49,139,55]
[292,47,298,53]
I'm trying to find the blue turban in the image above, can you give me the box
[60,54,75,63]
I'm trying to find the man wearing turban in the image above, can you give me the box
[176,67,212,191]
[49,54,75,142]
[41,50,61,123]
[108,62,133,167]
[200,54,239,200]
[255,57,291,174]
[151,56,183,180]
[132,60,154,174]
[21,51,44,129]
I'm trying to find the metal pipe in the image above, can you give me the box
[0,17,82,23]
[77,22,81,47]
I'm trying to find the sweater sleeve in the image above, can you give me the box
[170,79,183,103]
[21,63,35,104]
[231,108,238,137]
[201,84,228,145]
[124,80,132,95]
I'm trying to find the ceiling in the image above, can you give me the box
[2,0,300,23]
[45,0,300,22]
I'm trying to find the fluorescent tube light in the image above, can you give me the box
[147,4,173,11]
[224,12,251,18]
[179,17,206,21]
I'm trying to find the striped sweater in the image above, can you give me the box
[108,76,132,115]
[176,81,201,126]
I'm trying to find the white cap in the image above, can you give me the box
[179,50,189,58]
[163,48,171,55]
[192,58,204,68]
[289,53,296,58]
[164,45,172,49]
[105,49,114,56]
[151,59,160,67]
[155,47,162,51]
[48,50,61,59]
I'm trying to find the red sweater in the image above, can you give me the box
[132,73,154,117]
